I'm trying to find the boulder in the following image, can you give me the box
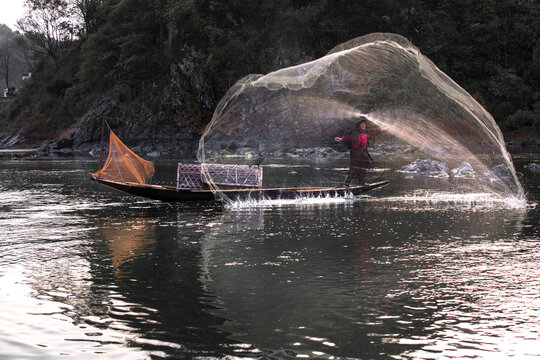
[451,162,475,177]
[399,159,449,178]
[489,164,512,179]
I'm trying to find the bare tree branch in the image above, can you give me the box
[72,0,103,36]
[16,0,76,63]
[0,34,15,89]
[14,36,36,72]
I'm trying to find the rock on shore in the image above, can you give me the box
[399,159,449,178]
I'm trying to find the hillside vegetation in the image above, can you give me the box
[0,0,538,150]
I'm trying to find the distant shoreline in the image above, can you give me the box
[0,140,538,160]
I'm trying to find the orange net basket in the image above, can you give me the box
[92,131,154,184]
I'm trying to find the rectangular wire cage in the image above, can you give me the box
[177,163,263,190]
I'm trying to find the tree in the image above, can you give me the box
[13,36,35,72]
[0,34,14,89]
[16,0,76,63]
[72,0,103,36]
[79,0,164,90]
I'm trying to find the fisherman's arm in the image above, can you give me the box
[335,135,351,142]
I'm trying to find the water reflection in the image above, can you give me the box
[93,208,243,358]
[0,157,539,359]
[199,202,535,359]
[100,216,156,278]
[0,158,233,358]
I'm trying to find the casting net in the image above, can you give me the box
[198,33,523,204]
[92,130,155,184]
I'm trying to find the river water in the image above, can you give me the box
[0,153,539,359]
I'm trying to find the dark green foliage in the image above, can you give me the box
[46,78,72,97]
[1,46,90,130]
[2,0,539,137]
[79,0,164,91]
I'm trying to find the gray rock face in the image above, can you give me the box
[0,129,24,148]
[38,92,202,157]
[399,159,449,178]
[170,46,215,110]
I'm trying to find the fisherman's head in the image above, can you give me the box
[355,116,368,131]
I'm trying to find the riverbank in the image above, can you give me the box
[1,92,539,159]
[0,149,38,158]
[1,122,538,160]
[1,140,539,162]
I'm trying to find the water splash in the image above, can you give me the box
[225,191,530,211]
[373,192,530,211]
[226,192,360,210]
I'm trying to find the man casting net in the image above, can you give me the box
[198,33,522,204]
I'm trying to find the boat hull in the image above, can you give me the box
[91,178,389,202]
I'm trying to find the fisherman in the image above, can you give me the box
[335,116,380,186]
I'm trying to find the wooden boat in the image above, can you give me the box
[91,177,389,202]
[91,128,389,202]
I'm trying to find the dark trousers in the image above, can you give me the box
[344,169,366,186]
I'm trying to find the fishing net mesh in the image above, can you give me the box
[92,131,154,184]
[198,33,523,203]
